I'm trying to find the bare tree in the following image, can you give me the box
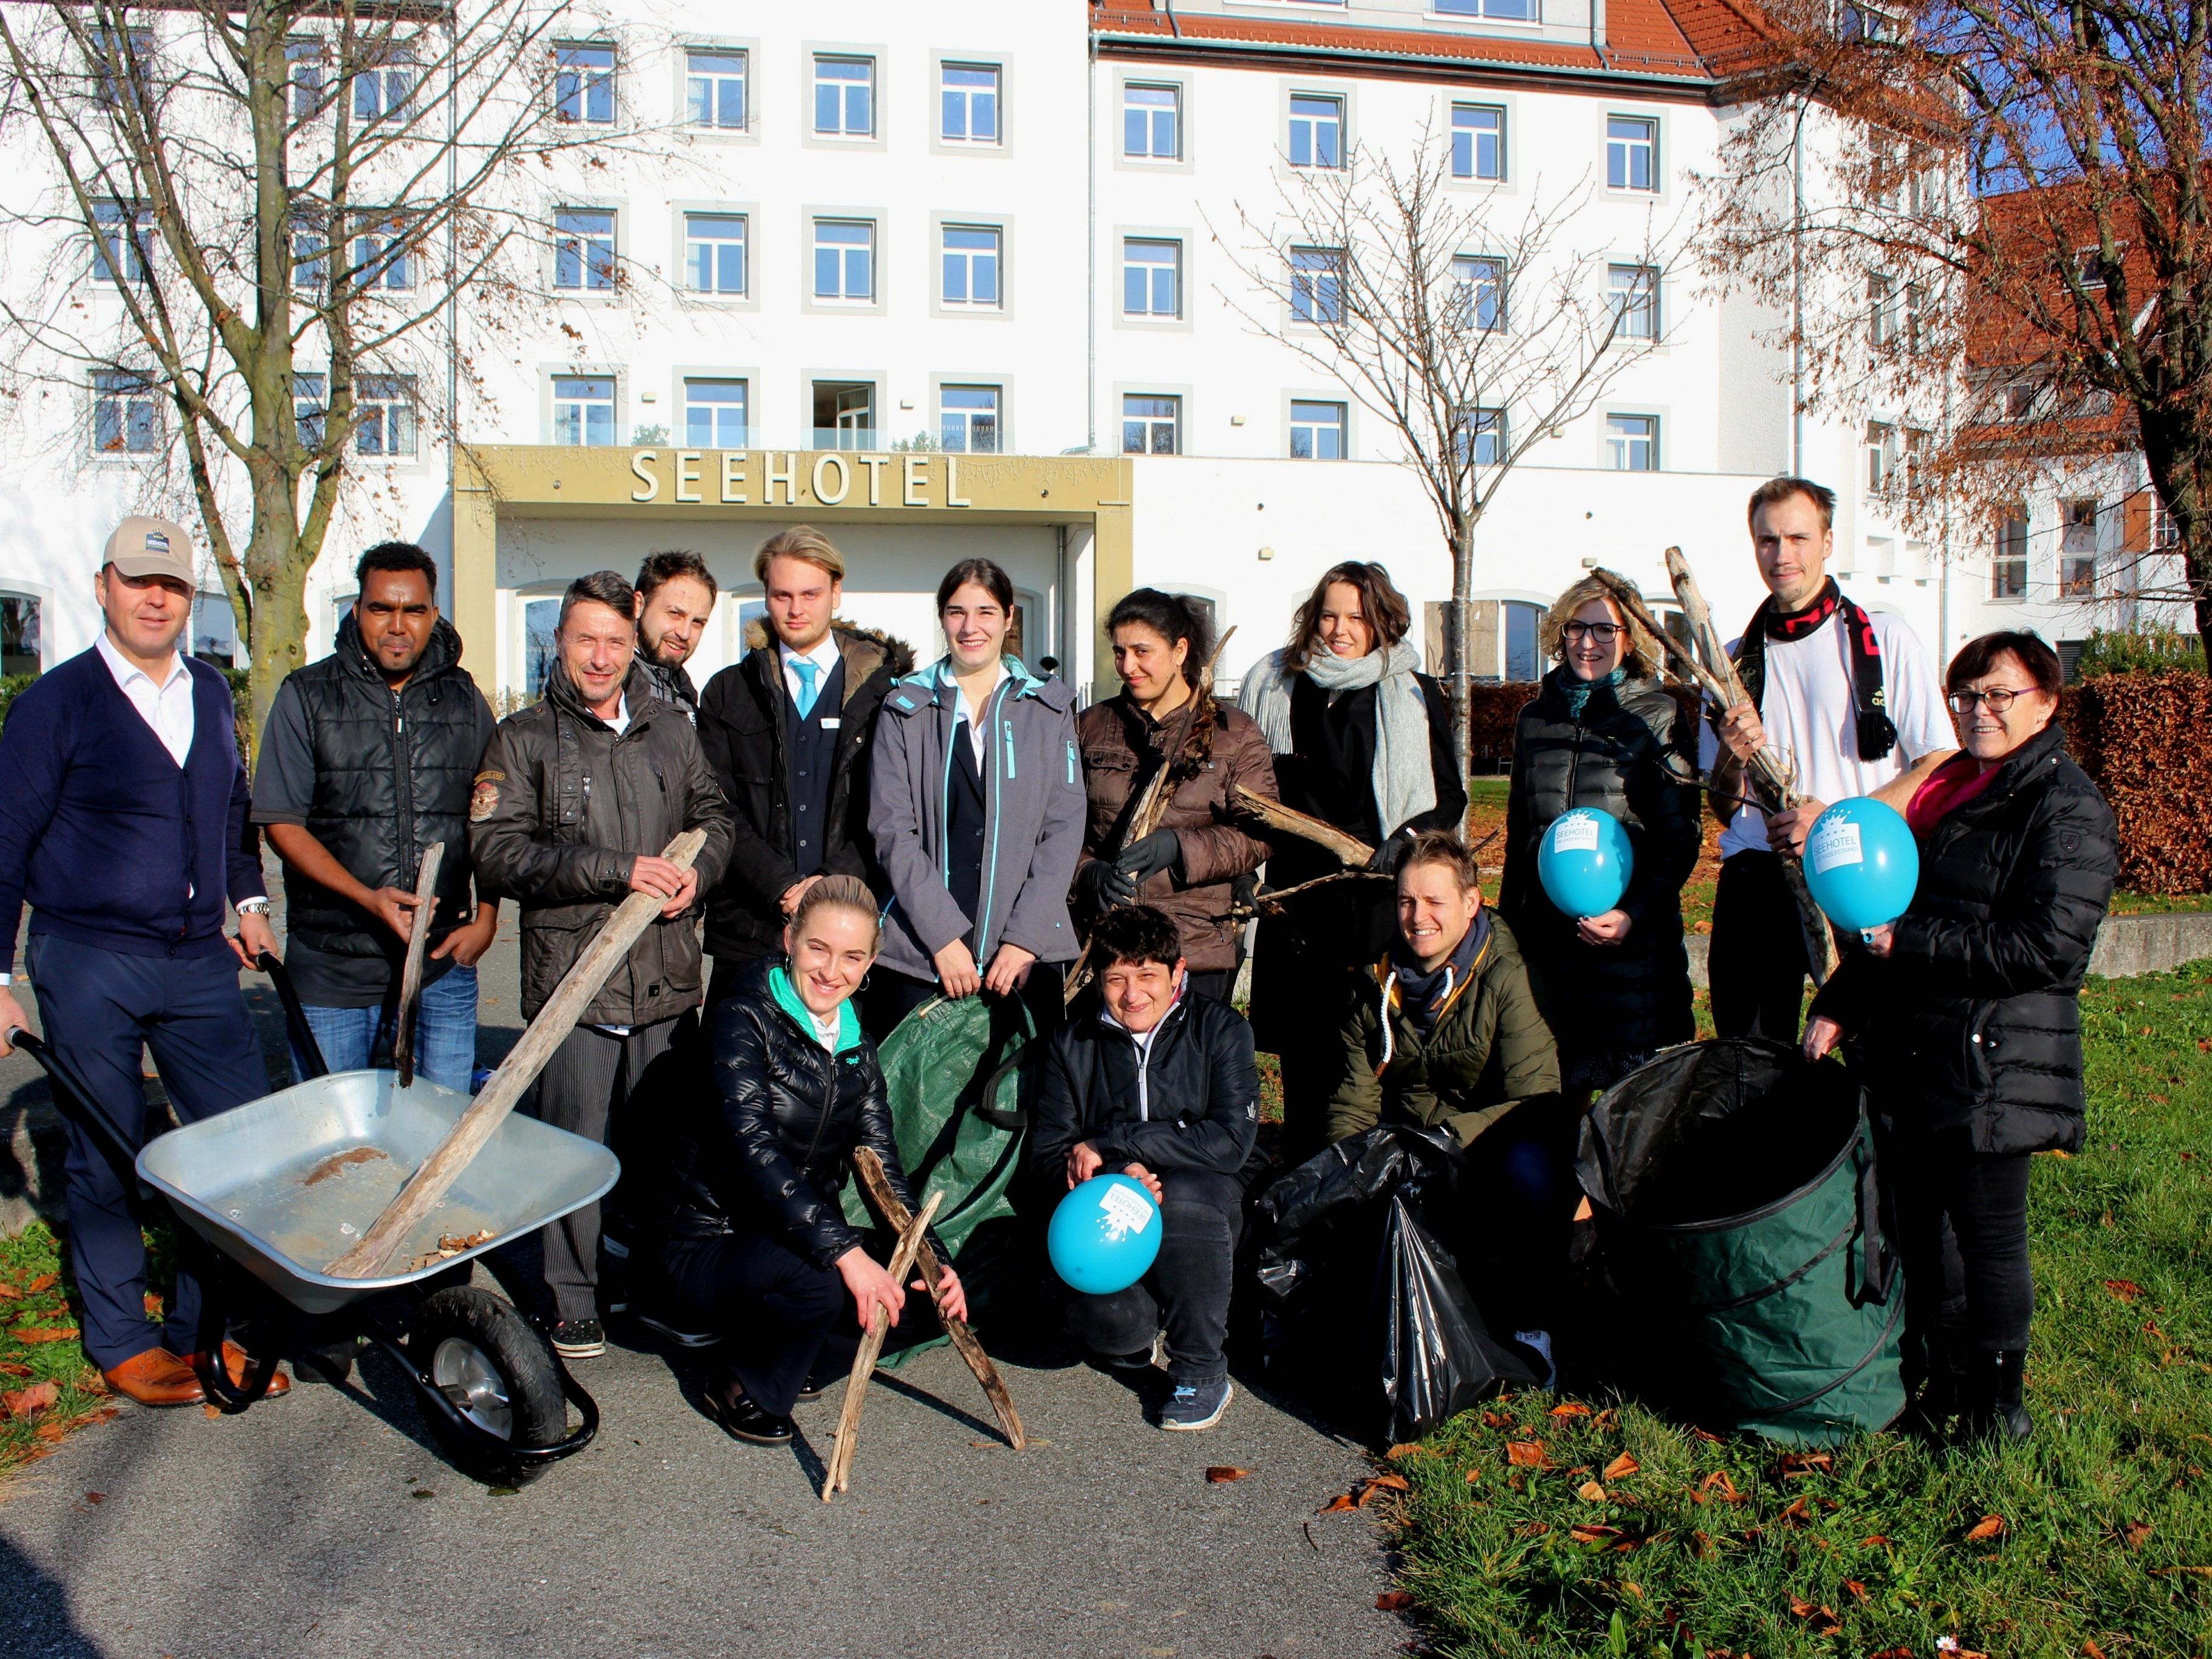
[0,0,637,741]
[1700,0,2212,640]
[1216,123,1674,749]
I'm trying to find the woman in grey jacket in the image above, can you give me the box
[865,558,1086,1039]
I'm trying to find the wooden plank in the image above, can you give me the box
[1233,785,1375,867]
[324,828,709,1279]
[823,1189,943,1498]
[390,841,445,1091]
[851,1146,1026,1451]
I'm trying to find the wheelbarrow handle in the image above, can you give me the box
[255,950,330,1081]
[7,1025,157,1189]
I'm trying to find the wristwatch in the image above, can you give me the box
[237,898,272,917]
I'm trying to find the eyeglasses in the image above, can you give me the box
[1563,621,1623,645]
[1946,686,2027,714]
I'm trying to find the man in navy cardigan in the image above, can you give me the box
[0,518,279,1408]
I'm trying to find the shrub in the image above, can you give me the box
[2063,670,2212,893]
[2075,624,2205,680]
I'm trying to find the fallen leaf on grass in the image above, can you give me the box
[1964,1514,2006,1542]
[1513,1521,1549,1538]
[1367,1472,1411,1492]
[1463,1468,1482,1483]
[2084,1639,2108,1659]
[16,1328,78,1344]
[1604,1452,1640,1480]
[0,1361,30,1378]
[1866,1648,1915,1658]
[2045,1148,2074,1160]
[1548,1401,1591,1418]
[1374,1590,1414,1612]
[26,1273,56,1295]
[1787,1595,1842,1635]
[1481,1410,1512,1428]
[1384,1442,1423,1460]
[0,1284,19,1299]
[1506,1439,1548,1468]
[1204,1466,1251,1483]
[1779,1451,1834,1476]
[1687,1426,1722,1443]
[1688,1531,1716,1558]
[1569,1524,1623,1545]
[1862,1534,1891,1547]
[1700,1470,1747,1503]
[2,1381,59,1417]
[2104,1279,2146,1303]
[2119,1520,2152,1550]
[1843,1578,1869,1601]
[1776,1495,1812,1527]
[1935,1640,1991,1659]
[1577,1480,1608,1502]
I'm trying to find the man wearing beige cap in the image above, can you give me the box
[0,516,284,1407]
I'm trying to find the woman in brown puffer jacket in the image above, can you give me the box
[1072,589,1278,1003]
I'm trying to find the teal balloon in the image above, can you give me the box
[1803,797,1920,932]
[1537,807,1634,919]
[1048,1173,1163,1295]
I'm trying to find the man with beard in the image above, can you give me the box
[633,549,718,720]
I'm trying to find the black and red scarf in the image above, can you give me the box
[1729,578,1898,762]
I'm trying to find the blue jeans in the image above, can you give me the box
[293,965,479,1094]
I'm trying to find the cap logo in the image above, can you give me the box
[145,532,169,552]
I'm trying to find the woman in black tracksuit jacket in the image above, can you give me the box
[1806,631,2115,1442]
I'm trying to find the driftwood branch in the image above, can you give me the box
[1234,786,1375,867]
[325,828,710,1278]
[851,1146,1025,1451]
[823,1188,944,1498]
[1255,871,1393,911]
[391,841,445,1091]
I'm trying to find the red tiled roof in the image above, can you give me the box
[1090,1,1772,84]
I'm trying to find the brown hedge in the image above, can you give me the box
[2061,672,2212,894]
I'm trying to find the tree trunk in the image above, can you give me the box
[1448,516,1474,791]
[2117,410,2211,644]
[244,498,309,767]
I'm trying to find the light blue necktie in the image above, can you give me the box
[792,657,820,719]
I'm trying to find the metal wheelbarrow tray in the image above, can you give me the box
[136,1067,618,1318]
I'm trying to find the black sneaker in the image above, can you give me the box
[632,1307,721,1350]
[550,1318,605,1360]
[704,1386,795,1446]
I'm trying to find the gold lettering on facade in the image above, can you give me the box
[765,452,798,506]
[812,453,852,506]
[945,455,971,508]
[629,450,660,502]
[903,454,929,507]
[721,451,748,503]
[675,451,704,504]
[860,454,888,507]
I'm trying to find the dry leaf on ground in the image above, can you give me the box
[1374,1590,1414,1612]
[1964,1514,2007,1542]
[26,1273,56,1294]
[1843,1579,1869,1601]
[1570,1524,1623,1545]
[1549,1401,1592,1418]
[1577,1480,1608,1502]
[2120,1520,2152,1550]
[2104,1279,2146,1303]
[1318,1493,1358,1513]
[1779,1451,1834,1476]
[1204,1466,1250,1483]
[1385,1442,1422,1460]
[16,1328,78,1344]
[1506,1440,1547,1468]
[2,1380,59,1417]
[1604,1452,1640,1480]
[1788,1596,1843,1635]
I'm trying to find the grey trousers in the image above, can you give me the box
[530,1015,690,1322]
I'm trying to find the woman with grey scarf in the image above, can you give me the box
[1239,561,1467,1162]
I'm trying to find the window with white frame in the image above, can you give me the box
[286,38,328,119]
[554,43,615,125]
[1992,511,2029,598]
[813,381,874,447]
[813,55,874,137]
[683,213,746,295]
[1124,83,1179,160]
[92,201,152,283]
[1607,413,1659,471]
[940,385,1000,453]
[553,210,616,292]
[1865,420,1899,491]
[293,371,327,448]
[1122,238,1180,318]
[92,370,159,454]
[1457,406,1506,467]
[1454,254,1506,332]
[941,63,999,143]
[687,49,745,129]
[1123,394,1179,456]
[91,27,153,109]
[524,595,561,696]
[1289,95,1344,169]
[1840,2,1902,41]
[1451,104,1505,180]
[0,595,41,677]
[942,226,1001,308]
[2060,498,2099,597]
[683,378,748,448]
[357,374,418,456]
[1609,262,1659,339]
[1607,115,1658,191]
[290,214,327,296]
[552,375,614,446]
[1290,247,1344,325]
[353,46,415,123]
[1289,400,1344,460]
[1868,273,1900,347]
[352,212,417,292]
[1437,0,1539,19]
[812,219,874,302]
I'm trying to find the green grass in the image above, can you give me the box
[1385,959,2212,1658]
[0,1222,124,1473]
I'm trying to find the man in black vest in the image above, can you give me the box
[697,526,909,1009]
[254,542,498,1092]
[632,549,717,720]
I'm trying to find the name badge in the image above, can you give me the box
[820,717,841,730]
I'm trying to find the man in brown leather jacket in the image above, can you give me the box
[471,570,733,1358]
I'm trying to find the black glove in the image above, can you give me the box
[1367,833,1412,876]
[1115,827,1183,887]
[1074,857,1136,912]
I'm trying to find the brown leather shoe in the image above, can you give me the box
[192,1339,292,1400]
[102,1347,205,1408]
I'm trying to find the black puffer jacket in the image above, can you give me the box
[662,956,945,1268]
[1498,669,1702,1053]
[1810,723,2116,1154]
[1029,987,1262,1182]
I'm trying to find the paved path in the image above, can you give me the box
[0,883,1408,1659]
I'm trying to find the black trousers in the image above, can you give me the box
[1458,1102,1577,1339]
[860,961,1064,1046]
[1708,850,1814,1041]
[664,1230,931,1417]
[1263,965,1360,1168]
[1878,1123,2035,1353]
[1061,1167,1242,1385]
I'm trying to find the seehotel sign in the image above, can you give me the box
[626,448,979,510]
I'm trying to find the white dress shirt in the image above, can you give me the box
[96,632,194,767]
[779,634,843,714]
[945,660,1005,768]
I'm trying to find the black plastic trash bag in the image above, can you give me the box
[1256,1126,1538,1445]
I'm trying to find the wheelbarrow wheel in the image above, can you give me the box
[409,1288,567,1487]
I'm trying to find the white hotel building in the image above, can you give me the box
[0,0,2147,704]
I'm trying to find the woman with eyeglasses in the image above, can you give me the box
[1805,631,2115,1442]
[1498,577,1702,1101]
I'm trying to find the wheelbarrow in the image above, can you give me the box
[10,954,614,1489]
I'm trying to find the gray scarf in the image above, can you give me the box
[1241,640,1439,839]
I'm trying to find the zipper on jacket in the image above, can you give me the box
[1066,739,1077,785]
[971,678,1012,960]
